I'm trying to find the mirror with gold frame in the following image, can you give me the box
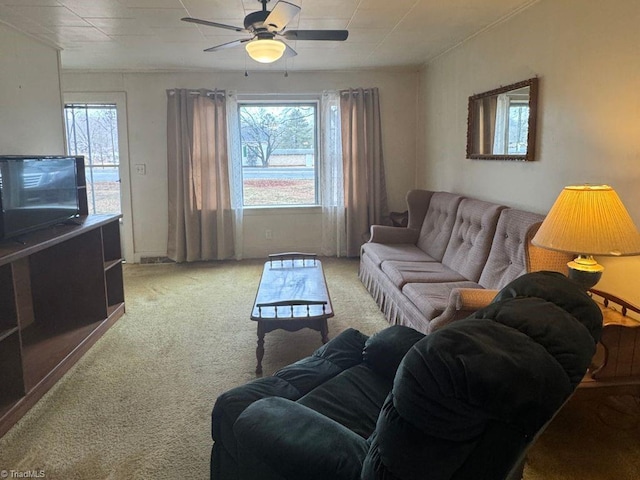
[466,77,538,161]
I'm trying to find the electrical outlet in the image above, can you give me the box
[135,164,146,175]
[265,229,272,239]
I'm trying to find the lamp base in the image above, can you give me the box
[567,255,604,290]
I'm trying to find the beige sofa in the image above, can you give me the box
[359,190,570,334]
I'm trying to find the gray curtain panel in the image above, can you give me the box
[166,89,234,262]
[340,87,389,257]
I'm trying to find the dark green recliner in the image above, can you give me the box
[210,271,602,480]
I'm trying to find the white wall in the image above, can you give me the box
[418,0,640,304]
[62,69,419,260]
[0,23,64,155]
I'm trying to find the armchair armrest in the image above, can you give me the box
[234,397,369,480]
[369,225,420,244]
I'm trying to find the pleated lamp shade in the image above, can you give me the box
[532,185,640,289]
[532,185,640,256]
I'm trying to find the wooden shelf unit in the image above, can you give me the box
[0,214,125,437]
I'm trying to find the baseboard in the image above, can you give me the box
[139,256,174,264]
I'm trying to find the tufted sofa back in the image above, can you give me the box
[478,209,545,289]
[441,199,506,282]
[416,192,464,260]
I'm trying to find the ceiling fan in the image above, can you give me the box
[182,0,348,64]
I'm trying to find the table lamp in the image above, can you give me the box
[532,184,640,290]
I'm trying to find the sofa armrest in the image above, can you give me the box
[452,288,499,312]
[235,397,369,480]
[369,225,420,244]
[429,288,499,332]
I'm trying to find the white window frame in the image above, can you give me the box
[235,95,321,209]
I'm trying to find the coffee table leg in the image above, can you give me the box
[256,322,265,375]
[320,319,329,344]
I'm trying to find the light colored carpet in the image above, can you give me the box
[0,258,638,479]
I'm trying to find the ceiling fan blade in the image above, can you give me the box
[181,17,246,33]
[264,1,301,32]
[204,38,250,53]
[281,30,349,41]
[283,43,297,58]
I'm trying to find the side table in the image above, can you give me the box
[577,289,640,397]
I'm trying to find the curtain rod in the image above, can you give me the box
[339,88,376,96]
[64,103,116,109]
[166,89,225,97]
[230,92,325,99]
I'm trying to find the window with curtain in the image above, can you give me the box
[221,88,386,260]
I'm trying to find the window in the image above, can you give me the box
[238,102,318,207]
[492,93,530,156]
[507,99,529,154]
[64,103,121,214]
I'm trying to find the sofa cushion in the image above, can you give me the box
[298,364,392,439]
[273,327,368,396]
[235,397,369,480]
[361,242,437,267]
[441,199,505,282]
[478,209,544,289]
[416,192,464,261]
[402,281,483,321]
[211,376,302,459]
[381,261,467,288]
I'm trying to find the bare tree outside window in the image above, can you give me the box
[508,102,529,155]
[239,103,317,207]
[64,104,121,214]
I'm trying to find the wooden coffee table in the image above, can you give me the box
[251,253,334,374]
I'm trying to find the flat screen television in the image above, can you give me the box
[0,156,80,240]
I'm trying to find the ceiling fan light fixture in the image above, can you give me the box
[245,38,286,63]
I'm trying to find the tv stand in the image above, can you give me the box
[61,216,82,226]
[0,214,124,437]
[10,236,27,246]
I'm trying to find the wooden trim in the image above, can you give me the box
[590,288,640,318]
